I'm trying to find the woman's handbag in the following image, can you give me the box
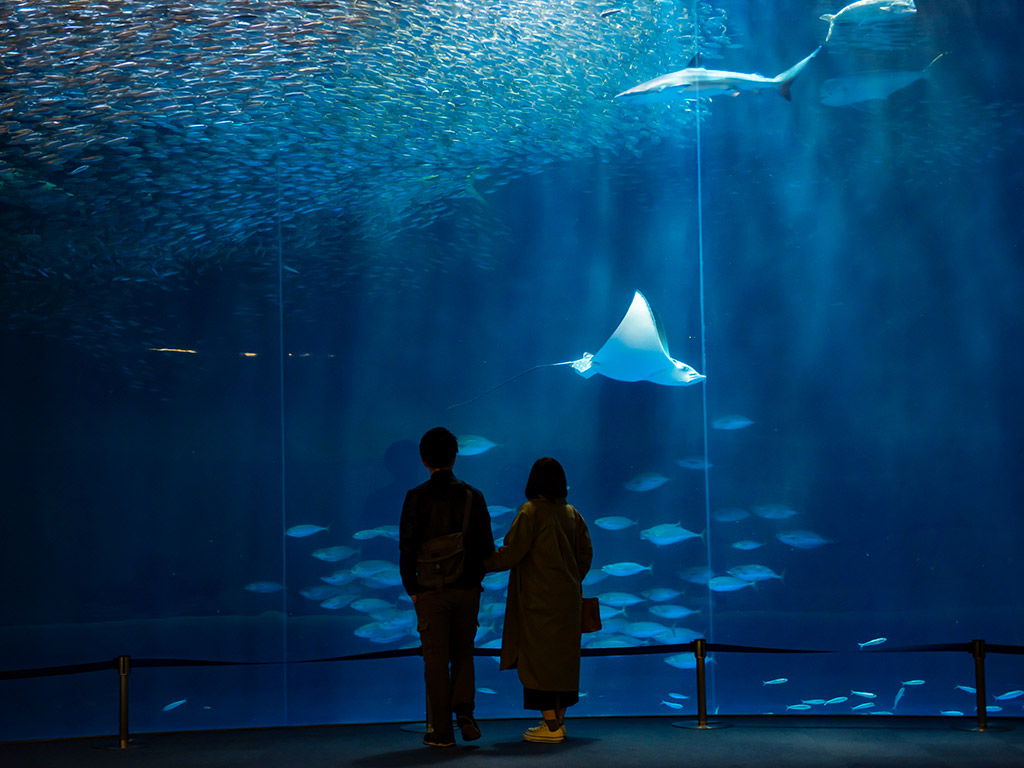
[581,596,603,634]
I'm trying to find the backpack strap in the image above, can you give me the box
[460,484,473,538]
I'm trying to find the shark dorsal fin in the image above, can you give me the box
[687,53,703,69]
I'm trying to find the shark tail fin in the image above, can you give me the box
[820,14,835,43]
[776,46,822,101]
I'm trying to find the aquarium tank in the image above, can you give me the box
[2,0,1022,742]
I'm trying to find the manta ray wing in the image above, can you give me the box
[573,292,705,386]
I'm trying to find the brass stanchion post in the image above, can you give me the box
[973,639,988,733]
[117,655,131,749]
[96,655,140,749]
[953,638,1011,733]
[673,639,729,730]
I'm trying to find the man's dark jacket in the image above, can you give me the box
[399,469,495,596]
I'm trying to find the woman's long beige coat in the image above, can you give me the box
[485,498,593,691]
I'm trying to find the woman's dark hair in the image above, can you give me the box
[524,457,568,501]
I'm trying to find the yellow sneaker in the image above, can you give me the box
[522,721,565,743]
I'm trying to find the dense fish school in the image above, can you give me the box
[1,1,724,268]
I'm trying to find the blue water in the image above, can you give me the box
[2,0,1023,742]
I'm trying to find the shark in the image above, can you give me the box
[820,0,917,43]
[614,47,822,103]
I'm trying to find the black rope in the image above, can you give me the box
[985,643,1024,655]
[707,643,830,654]
[3,640,1022,682]
[0,659,117,680]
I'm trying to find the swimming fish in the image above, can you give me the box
[776,530,831,549]
[320,593,357,610]
[299,585,344,601]
[642,587,682,602]
[623,621,671,639]
[763,678,788,686]
[286,524,329,537]
[858,637,887,649]
[570,291,705,386]
[677,458,712,470]
[244,581,284,593]
[649,604,701,620]
[664,653,698,670]
[601,561,654,577]
[712,507,750,522]
[615,48,821,103]
[596,591,646,607]
[641,523,703,546]
[820,0,917,43]
[350,560,399,579]
[711,414,754,430]
[162,699,187,712]
[594,516,639,530]
[624,472,670,492]
[731,540,765,551]
[708,576,756,592]
[312,546,358,562]
[350,597,394,614]
[994,690,1024,701]
[321,571,357,587]
[449,292,704,408]
[352,525,399,541]
[727,564,783,583]
[752,504,798,519]
[821,53,946,106]
[653,627,703,645]
[456,434,501,455]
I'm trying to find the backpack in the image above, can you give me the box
[416,486,473,590]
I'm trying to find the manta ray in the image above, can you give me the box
[448,291,704,408]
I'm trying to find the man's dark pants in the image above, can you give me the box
[414,588,481,739]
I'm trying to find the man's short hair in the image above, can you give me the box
[419,427,458,469]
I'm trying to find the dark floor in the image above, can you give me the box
[2,716,1023,768]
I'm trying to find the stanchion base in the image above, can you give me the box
[672,719,731,730]
[951,723,1014,733]
[93,739,143,750]
[399,723,431,734]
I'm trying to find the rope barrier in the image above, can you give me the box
[2,637,1019,746]
[5,638,1002,682]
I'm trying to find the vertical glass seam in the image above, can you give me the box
[276,157,288,721]
[692,0,715,709]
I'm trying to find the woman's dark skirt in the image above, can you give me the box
[523,687,579,711]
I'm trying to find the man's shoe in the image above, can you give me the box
[522,721,565,743]
[456,714,481,741]
[423,732,455,747]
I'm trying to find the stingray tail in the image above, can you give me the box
[446,361,576,409]
[923,51,948,75]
